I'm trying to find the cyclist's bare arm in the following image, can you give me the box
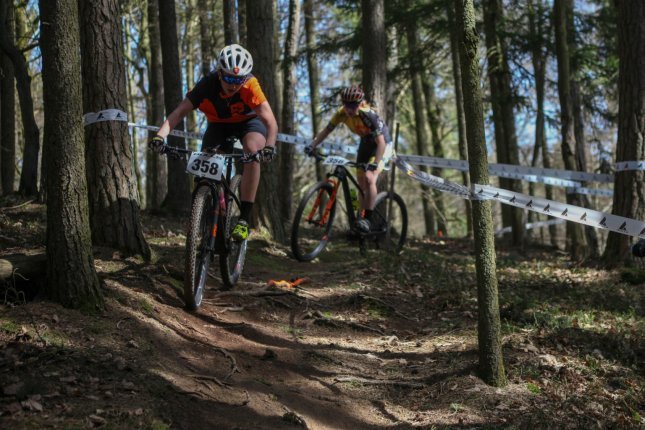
[253,101,278,148]
[311,126,334,150]
[156,98,195,139]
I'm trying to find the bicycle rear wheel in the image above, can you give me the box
[367,191,408,254]
[184,185,218,311]
[291,181,337,261]
[219,175,247,289]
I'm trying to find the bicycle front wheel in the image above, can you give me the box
[291,181,337,262]
[184,185,218,311]
[369,191,408,254]
[219,175,247,289]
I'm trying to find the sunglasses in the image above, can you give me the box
[220,73,247,85]
[343,101,360,109]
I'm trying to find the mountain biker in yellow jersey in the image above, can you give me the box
[149,44,278,241]
[305,85,391,233]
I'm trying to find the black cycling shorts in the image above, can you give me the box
[201,116,267,152]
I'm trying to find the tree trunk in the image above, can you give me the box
[79,0,151,260]
[146,0,167,210]
[456,0,506,388]
[553,0,587,260]
[223,0,239,45]
[246,0,285,243]
[423,75,448,236]
[567,0,600,257]
[447,1,472,238]
[238,0,247,46]
[158,0,192,214]
[304,0,324,182]
[361,0,387,123]
[0,0,15,195]
[197,0,212,77]
[183,0,198,151]
[279,0,301,227]
[406,7,435,236]
[483,0,525,247]
[604,0,645,264]
[0,0,39,197]
[40,0,103,310]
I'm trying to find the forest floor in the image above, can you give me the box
[0,197,643,429]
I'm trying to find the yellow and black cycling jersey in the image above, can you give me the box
[326,104,390,141]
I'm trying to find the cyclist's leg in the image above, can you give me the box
[201,123,228,152]
[232,118,267,240]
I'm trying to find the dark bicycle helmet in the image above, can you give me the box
[340,85,364,103]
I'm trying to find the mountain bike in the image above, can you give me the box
[291,152,408,261]
[158,141,251,311]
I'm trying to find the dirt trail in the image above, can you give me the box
[1,208,643,429]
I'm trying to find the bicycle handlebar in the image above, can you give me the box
[307,151,372,170]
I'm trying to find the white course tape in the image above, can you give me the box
[83,109,128,125]
[566,187,614,198]
[473,184,645,239]
[615,161,645,172]
[394,157,475,199]
[495,219,565,237]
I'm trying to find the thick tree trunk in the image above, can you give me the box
[183,0,198,151]
[40,0,103,310]
[361,0,387,123]
[447,1,472,238]
[406,11,435,236]
[423,76,448,236]
[553,0,587,260]
[158,0,192,214]
[223,0,239,45]
[238,0,247,46]
[246,0,285,243]
[0,0,39,197]
[604,0,645,264]
[146,0,167,210]
[279,0,301,227]
[0,0,15,195]
[456,0,506,388]
[79,0,151,260]
[483,0,525,247]
[304,0,324,182]
[197,0,212,76]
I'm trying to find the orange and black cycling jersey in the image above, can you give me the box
[186,73,267,123]
[326,104,386,139]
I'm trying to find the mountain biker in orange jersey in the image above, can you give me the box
[305,85,391,233]
[149,44,278,241]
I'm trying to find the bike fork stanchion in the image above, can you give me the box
[385,122,400,251]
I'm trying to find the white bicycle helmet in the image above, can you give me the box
[217,44,253,76]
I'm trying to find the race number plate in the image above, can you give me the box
[186,152,225,180]
[323,156,350,166]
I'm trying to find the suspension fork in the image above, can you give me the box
[306,179,340,226]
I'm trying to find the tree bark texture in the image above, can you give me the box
[278,0,301,226]
[304,0,324,182]
[0,0,39,196]
[158,0,192,214]
[456,0,506,388]
[447,1,472,238]
[146,0,168,210]
[79,0,151,260]
[223,0,239,45]
[604,0,645,263]
[197,0,212,76]
[423,76,448,236]
[246,0,286,243]
[39,0,103,310]
[483,0,525,247]
[553,0,587,259]
[361,0,387,122]
[406,12,435,236]
[0,0,15,195]
[238,0,247,46]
